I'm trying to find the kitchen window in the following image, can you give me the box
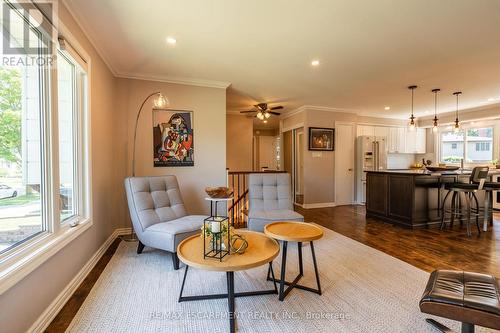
[440,127,493,164]
[0,2,91,292]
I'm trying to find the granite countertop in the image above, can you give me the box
[365,169,500,176]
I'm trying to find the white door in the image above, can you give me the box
[335,123,355,206]
[259,136,277,170]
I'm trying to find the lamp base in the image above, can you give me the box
[120,232,138,242]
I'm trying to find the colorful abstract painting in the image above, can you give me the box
[153,110,194,167]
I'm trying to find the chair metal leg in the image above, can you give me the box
[461,322,475,333]
[425,318,454,333]
[441,190,452,230]
[137,241,145,254]
[172,252,180,270]
[464,192,471,237]
[471,192,481,234]
[450,192,457,227]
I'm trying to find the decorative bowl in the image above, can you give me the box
[205,187,233,199]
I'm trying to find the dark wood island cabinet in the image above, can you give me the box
[365,170,492,228]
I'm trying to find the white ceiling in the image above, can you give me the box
[65,0,500,119]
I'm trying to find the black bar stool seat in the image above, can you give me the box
[440,167,489,236]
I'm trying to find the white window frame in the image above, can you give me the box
[437,121,495,166]
[0,11,93,294]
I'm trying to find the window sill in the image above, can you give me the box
[0,218,92,295]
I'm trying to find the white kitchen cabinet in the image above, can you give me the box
[357,125,375,137]
[405,128,426,153]
[374,126,389,139]
[388,127,406,153]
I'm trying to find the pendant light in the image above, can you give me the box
[408,85,417,131]
[431,88,440,133]
[453,91,462,133]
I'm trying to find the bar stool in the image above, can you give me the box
[483,181,500,230]
[440,167,489,236]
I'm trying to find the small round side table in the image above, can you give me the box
[264,221,323,301]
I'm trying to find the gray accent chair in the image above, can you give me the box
[124,176,206,270]
[247,173,304,232]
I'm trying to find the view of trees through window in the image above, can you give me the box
[440,127,493,164]
[0,65,43,252]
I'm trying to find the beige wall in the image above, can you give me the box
[295,108,409,205]
[226,115,253,171]
[0,4,127,333]
[118,78,227,215]
[0,4,227,332]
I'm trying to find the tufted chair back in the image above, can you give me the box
[124,176,187,234]
[248,173,293,212]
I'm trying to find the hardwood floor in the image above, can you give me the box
[296,205,500,277]
[46,206,500,331]
[45,238,122,333]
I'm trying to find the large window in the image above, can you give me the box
[0,5,89,254]
[440,127,493,164]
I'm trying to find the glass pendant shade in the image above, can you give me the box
[153,93,169,109]
[264,112,271,119]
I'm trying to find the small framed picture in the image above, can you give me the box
[309,127,334,151]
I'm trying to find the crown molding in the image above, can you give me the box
[418,102,500,121]
[302,105,360,114]
[116,72,231,89]
[62,0,118,76]
[63,0,231,89]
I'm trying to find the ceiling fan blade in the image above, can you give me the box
[270,106,284,110]
[240,110,257,113]
[269,111,281,116]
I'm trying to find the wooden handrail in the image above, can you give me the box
[227,170,287,175]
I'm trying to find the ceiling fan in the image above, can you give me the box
[239,103,283,121]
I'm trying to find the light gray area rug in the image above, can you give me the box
[66,227,496,333]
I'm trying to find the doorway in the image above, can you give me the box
[294,128,304,205]
[335,122,355,205]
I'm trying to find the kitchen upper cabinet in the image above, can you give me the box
[357,125,375,137]
[388,127,406,153]
[405,128,426,154]
[374,126,389,139]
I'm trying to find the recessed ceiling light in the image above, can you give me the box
[384,106,391,110]
[166,37,177,45]
[311,60,320,66]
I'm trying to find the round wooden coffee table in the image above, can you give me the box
[177,230,280,333]
[264,221,323,301]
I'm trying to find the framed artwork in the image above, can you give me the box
[153,110,194,167]
[308,127,334,151]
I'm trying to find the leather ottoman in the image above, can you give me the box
[419,270,500,333]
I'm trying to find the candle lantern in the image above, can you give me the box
[203,198,230,261]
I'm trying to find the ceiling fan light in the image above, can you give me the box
[264,112,271,119]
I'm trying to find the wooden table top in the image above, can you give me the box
[177,230,279,272]
[264,221,324,242]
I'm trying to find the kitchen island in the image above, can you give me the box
[365,169,497,229]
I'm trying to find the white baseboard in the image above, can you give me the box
[302,202,336,209]
[28,227,131,333]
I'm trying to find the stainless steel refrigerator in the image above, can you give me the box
[356,136,388,203]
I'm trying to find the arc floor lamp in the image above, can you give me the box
[122,92,169,242]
